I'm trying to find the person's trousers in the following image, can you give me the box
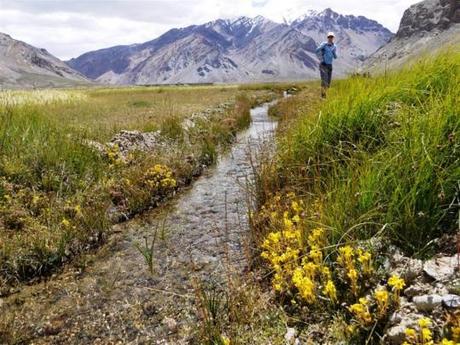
[320,63,333,88]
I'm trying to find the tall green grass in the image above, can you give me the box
[269,53,459,255]
[0,105,105,193]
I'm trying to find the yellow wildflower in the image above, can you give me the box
[303,262,318,280]
[347,268,359,295]
[359,297,368,305]
[283,216,293,229]
[418,317,432,329]
[32,195,40,205]
[292,214,301,223]
[308,228,325,247]
[388,275,405,291]
[420,327,432,343]
[374,289,389,317]
[309,245,323,265]
[221,335,231,345]
[321,266,332,280]
[338,245,354,269]
[291,200,302,213]
[349,300,372,325]
[292,268,316,303]
[74,204,83,217]
[404,327,416,340]
[61,218,71,228]
[346,324,356,336]
[323,280,337,302]
[358,250,373,274]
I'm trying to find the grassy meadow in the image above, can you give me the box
[244,53,459,343]
[0,84,285,288]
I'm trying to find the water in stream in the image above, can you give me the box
[3,102,278,344]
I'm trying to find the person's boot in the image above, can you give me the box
[321,87,326,99]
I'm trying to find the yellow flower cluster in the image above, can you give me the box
[374,289,389,317]
[259,193,372,307]
[61,218,71,228]
[337,245,374,297]
[403,318,434,345]
[258,192,460,344]
[106,144,124,166]
[349,298,373,326]
[347,275,404,331]
[260,196,302,292]
[403,316,460,345]
[388,274,406,304]
[143,164,177,191]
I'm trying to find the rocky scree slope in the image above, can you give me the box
[0,33,89,89]
[66,10,393,85]
[366,0,460,70]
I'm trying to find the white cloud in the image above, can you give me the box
[0,0,420,60]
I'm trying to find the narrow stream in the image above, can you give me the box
[4,101,278,344]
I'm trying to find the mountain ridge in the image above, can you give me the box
[66,9,394,85]
[0,33,90,89]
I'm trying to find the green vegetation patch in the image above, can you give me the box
[274,53,459,255]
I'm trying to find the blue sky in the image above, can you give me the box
[0,0,421,60]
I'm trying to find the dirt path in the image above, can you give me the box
[2,102,278,345]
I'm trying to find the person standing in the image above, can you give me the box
[316,32,337,98]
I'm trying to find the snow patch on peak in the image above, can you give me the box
[319,8,339,17]
[289,8,340,25]
[230,15,271,27]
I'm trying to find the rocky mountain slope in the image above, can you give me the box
[366,0,460,70]
[0,33,89,89]
[290,9,393,75]
[67,10,393,85]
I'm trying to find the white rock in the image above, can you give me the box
[442,294,460,309]
[285,327,297,344]
[386,314,422,344]
[423,255,459,281]
[389,312,402,325]
[413,294,443,312]
[390,254,423,282]
[404,282,430,298]
[162,317,178,333]
[386,325,407,344]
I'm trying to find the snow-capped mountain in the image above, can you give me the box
[291,8,394,74]
[0,33,89,89]
[67,10,394,85]
[366,0,460,71]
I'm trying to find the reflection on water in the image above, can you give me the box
[154,101,278,275]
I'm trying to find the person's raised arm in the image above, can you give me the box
[316,42,326,55]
